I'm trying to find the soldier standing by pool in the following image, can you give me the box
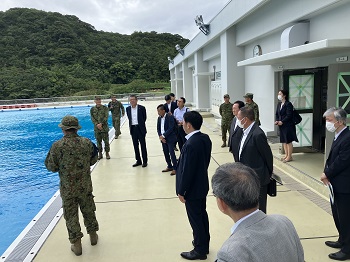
[244,92,261,126]
[90,96,110,159]
[108,95,125,139]
[45,115,99,256]
[219,94,234,148]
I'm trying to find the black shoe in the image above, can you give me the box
[180,250,207,260]
[326,241,343,249]
[192,240,209,254]
[329,251,350,260]
[142,163,148,168]
[132,162,142,167]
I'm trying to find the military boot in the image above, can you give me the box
[90,232,98,246]
[98,152,103,160]
[106,152,110,159]
[71,238,82,256]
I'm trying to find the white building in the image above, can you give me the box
[169,0,350,155]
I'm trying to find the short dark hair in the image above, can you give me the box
[279,89,289,100]
[157,104,165,110]
[212,162,260,212]
[169,93,175,98]
[164,95,171,101]
[240,106,255,121]
[129,94,137,100]
[233,100,245,109]
[183,111,202,130]
[179,97,186,104]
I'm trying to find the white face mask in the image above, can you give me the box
[237,117,245,128]
[326,121,337,133]
[277,95,282,101]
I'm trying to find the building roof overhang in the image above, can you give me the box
[237,39,350,67]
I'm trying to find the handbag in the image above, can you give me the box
[267,178,277,197]
[267,173,283,197]
[292,108,302,125]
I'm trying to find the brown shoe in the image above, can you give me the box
[170,170,176,176]
[106,152,110,159]
[90,232,98,246]
[98,152,103,160]
[162,168,173,172]
[221,142,226,148]
[71,238,82,256]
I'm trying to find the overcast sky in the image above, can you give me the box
[0,0,229,39]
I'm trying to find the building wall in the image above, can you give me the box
[169,0,350,136]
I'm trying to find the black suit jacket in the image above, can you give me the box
[228,117,243,161]
[238,123,273,186]
[275,100,293,126]
[164,101,178,114]
[126,104,147,135]
[176,132,212,199]
[324,127,350,194]
[157,113,177,144]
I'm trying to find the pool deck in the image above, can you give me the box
[11,100,339,261]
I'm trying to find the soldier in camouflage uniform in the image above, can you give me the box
[45,115,99,256]
[244,92,261,126]
[108,95,125,139]
[90,96,110,159]
[219,94,234,147]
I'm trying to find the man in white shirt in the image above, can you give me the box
[173,97,189,150]
[212,162,304,262]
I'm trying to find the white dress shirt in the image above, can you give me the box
[238,121,255,160]
[185,130,200,141]
[231,209,259,234]
[173,106,189,123]
[160,115,166,136]
[131,105,138,125]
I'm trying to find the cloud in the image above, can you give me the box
[0,0,228,39]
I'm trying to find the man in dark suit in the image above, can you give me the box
[235,106,273,213]
[176,111,212,260]
[157,104,177,176]
[164,94,178,115]
[228,100,245,162]
[126,95,148,167]
[321,107,350,261]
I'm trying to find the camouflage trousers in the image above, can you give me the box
[112,116,121,136]
[221,121,232,142]
[62,193,99,244]
[94,131,110,153]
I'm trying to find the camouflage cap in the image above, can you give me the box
[243,93,253,99]
[224,94,230,98]
[58,115,81,130]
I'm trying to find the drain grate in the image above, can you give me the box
[2,195,62,262]
[274,169,332,215]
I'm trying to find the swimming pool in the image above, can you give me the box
[0,105,113,255]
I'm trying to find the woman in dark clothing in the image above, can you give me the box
[275,89,298,163]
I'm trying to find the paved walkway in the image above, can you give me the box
[34,100,338,262]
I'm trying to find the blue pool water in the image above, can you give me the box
[0,105,113,255]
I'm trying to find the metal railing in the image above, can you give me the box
[0,92,167,106]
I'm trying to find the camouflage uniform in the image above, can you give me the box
[246,101,261,126]
[219,102,234,143]
[108,100,125,137]
[45,116,99,244]
[90,105,110,153]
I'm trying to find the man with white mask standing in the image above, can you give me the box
[321,107,350,261]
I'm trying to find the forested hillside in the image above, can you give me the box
[0,8,189,99]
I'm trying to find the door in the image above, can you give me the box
[283,67,328,152]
